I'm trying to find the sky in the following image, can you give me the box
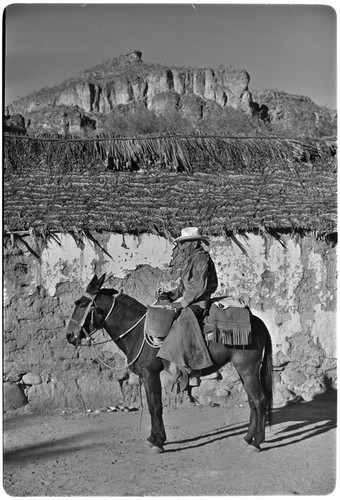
[3,2,337,109]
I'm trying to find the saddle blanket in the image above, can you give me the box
[205,299,251,346]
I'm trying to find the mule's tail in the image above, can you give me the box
[260,329,274,425]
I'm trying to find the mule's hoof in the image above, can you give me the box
[151,445,164,454]
[247,444,261,453]
[243,436,253,445]
[146,439,165,453]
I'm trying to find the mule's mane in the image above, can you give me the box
[100,288,147,313]
[118,293,147,313]
[100,288,118,296]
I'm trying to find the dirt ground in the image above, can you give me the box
[3,390,337,497]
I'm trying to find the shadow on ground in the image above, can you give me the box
[165,381,336,453]
[265,380,337,451]
[3,427,109,465]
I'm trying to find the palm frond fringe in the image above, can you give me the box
[4,133,336,174]
[3,133,337,248]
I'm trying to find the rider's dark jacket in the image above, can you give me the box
[168,247,218,310]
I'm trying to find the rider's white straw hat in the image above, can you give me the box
[174,227,210,243]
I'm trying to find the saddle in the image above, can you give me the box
[146,299,250,387]
[146,304,206,393]
[145,298,252,347]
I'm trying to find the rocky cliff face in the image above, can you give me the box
[6,50,336,136]
[9,50,252,114]
[5,50,258,135]
[252,89,337,137]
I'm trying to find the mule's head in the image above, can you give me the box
[66,274,106,346]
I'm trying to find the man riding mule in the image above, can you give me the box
[66,232,273,453]
[151,227,252,389]
[156,227,218,384]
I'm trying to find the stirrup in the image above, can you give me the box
[186,368,202,377]
[189,376,200,387]
[185,368,201,387]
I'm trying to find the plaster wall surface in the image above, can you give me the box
[38,233,173,296]
[3,231,336,410]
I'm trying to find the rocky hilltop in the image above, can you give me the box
[5,50,336,137]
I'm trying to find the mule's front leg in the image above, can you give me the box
[143,362,166,453]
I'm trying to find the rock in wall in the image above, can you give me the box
[3,232,336,412]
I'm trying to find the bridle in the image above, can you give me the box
[69,290,167,373]
[69,290,147,348]
[68,291,106,345]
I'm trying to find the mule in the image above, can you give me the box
[66,274,273,453]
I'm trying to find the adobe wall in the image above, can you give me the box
[3,232,337,412]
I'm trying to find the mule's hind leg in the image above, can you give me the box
[241,387,257,446]
[143,361,166,453]
[243,377,267,450]
[232,351,267,451]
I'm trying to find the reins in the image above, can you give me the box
[71,291,150,370]
[91,310,148,371]
[91,334,146,371]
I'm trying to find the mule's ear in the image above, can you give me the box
[86,274,99,293]
[97,274,106,290]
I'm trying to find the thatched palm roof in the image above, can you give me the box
[3,134,337,245]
